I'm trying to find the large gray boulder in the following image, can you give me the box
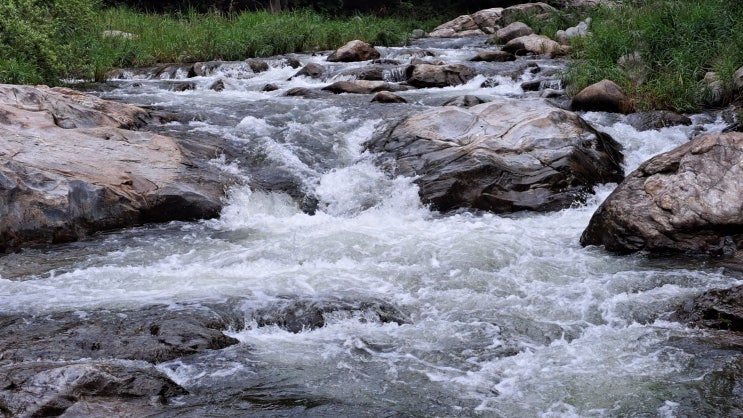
[428,14,484,38]
[0,84,227,251]
[500,2,558,25]
[404,63,477,88]
[581,132,743,256]
[327,40,380,62]
[365,98,624,213]
[491,21,533,44]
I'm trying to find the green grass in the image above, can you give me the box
[0,2,439,85]
[564,0,743,112]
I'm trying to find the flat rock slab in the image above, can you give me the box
[581,132,743,256]
[365,97,624,213]
[0,84,227,251]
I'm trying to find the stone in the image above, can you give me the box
[371,91,407,103]
[0,84,227,251]
[191,61,221,77]
[209,79,225,92]
[327,40,380,62]
[555,18,591,45]
[262,83,279,92]
[322,80,409,95]
[580,132,743,256]
[284,87,331,99]
[570,79,634,114]
[292,62,325,79]
[672,285,743,332]
[502,34,567,56]
[404,64,477,88]
[500,2,559,25]
[428,15,482,38]
[246,58,269,73]
[102,30,137,40]
[471,8,504,33]
[339,66,386,81]
[411,29,427,39]
[470,51,516,62]
[0,304,242,365]
[491,22,533,44]
[625,110,692,131]
[365,97,624,213]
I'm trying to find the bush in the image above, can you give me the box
[0,0,99,84]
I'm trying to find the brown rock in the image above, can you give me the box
[371,91,407,103]
[502,34,567,56]
[580,132,743,256]
[491,22,533,44]
[571,79,634,114]
[404,64,477,88]
[327,40,380,62]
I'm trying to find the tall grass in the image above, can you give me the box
[1,3,439,84]
[564,0,743,112]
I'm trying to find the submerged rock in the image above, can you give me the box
[580,132,743,256]
[625,110,692,131]
[365,97,624,213]
[251,298,410,333]
[0,84,228,251]
[0,304,242,364]
[372,91,407,103]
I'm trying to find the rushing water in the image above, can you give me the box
[1,37,741,416]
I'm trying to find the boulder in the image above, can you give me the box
[502,34,566,56]
[428,15,483,38]
[500,2,559,25]
[625,110,692,131]
[339,65,386,81]
[191,61,222,77]
[327,40,380,62]
[365,97,624,213]
[470,50,516,62]
[570,79,634,114]
[580,132,743,256]
[284,87,332,99]
[371,91,407,103]
[0,85,227,251]
[404,64,477,88]
[471,8,504,34]
[491,22,533,44]
[292,62,325,79]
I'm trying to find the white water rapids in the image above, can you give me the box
[1,37,740,416]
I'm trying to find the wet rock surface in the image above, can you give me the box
[0,303,243,417]
[581,132,743,255]
[365,97,624,213]
[0,84,231,252]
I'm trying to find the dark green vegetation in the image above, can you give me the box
[0,0,441,84]
[561,0,743,112]
[1,0,741,112]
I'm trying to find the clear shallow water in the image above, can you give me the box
[1,38,740,416]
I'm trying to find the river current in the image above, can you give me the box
[1,37,741,416]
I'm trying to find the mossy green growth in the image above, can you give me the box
[564,0,743,112]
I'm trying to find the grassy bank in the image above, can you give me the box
[562,0,743,112]
[0,1,438,85]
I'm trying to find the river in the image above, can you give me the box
[1,36,741,416]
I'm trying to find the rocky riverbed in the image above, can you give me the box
[1,2,743,416]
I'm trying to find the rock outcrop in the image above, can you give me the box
[0,84,228,251]
[580,132,743,256]
[365,97,624,213]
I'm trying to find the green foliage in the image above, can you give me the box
[565,0,743,111]
[0,0,99,84]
